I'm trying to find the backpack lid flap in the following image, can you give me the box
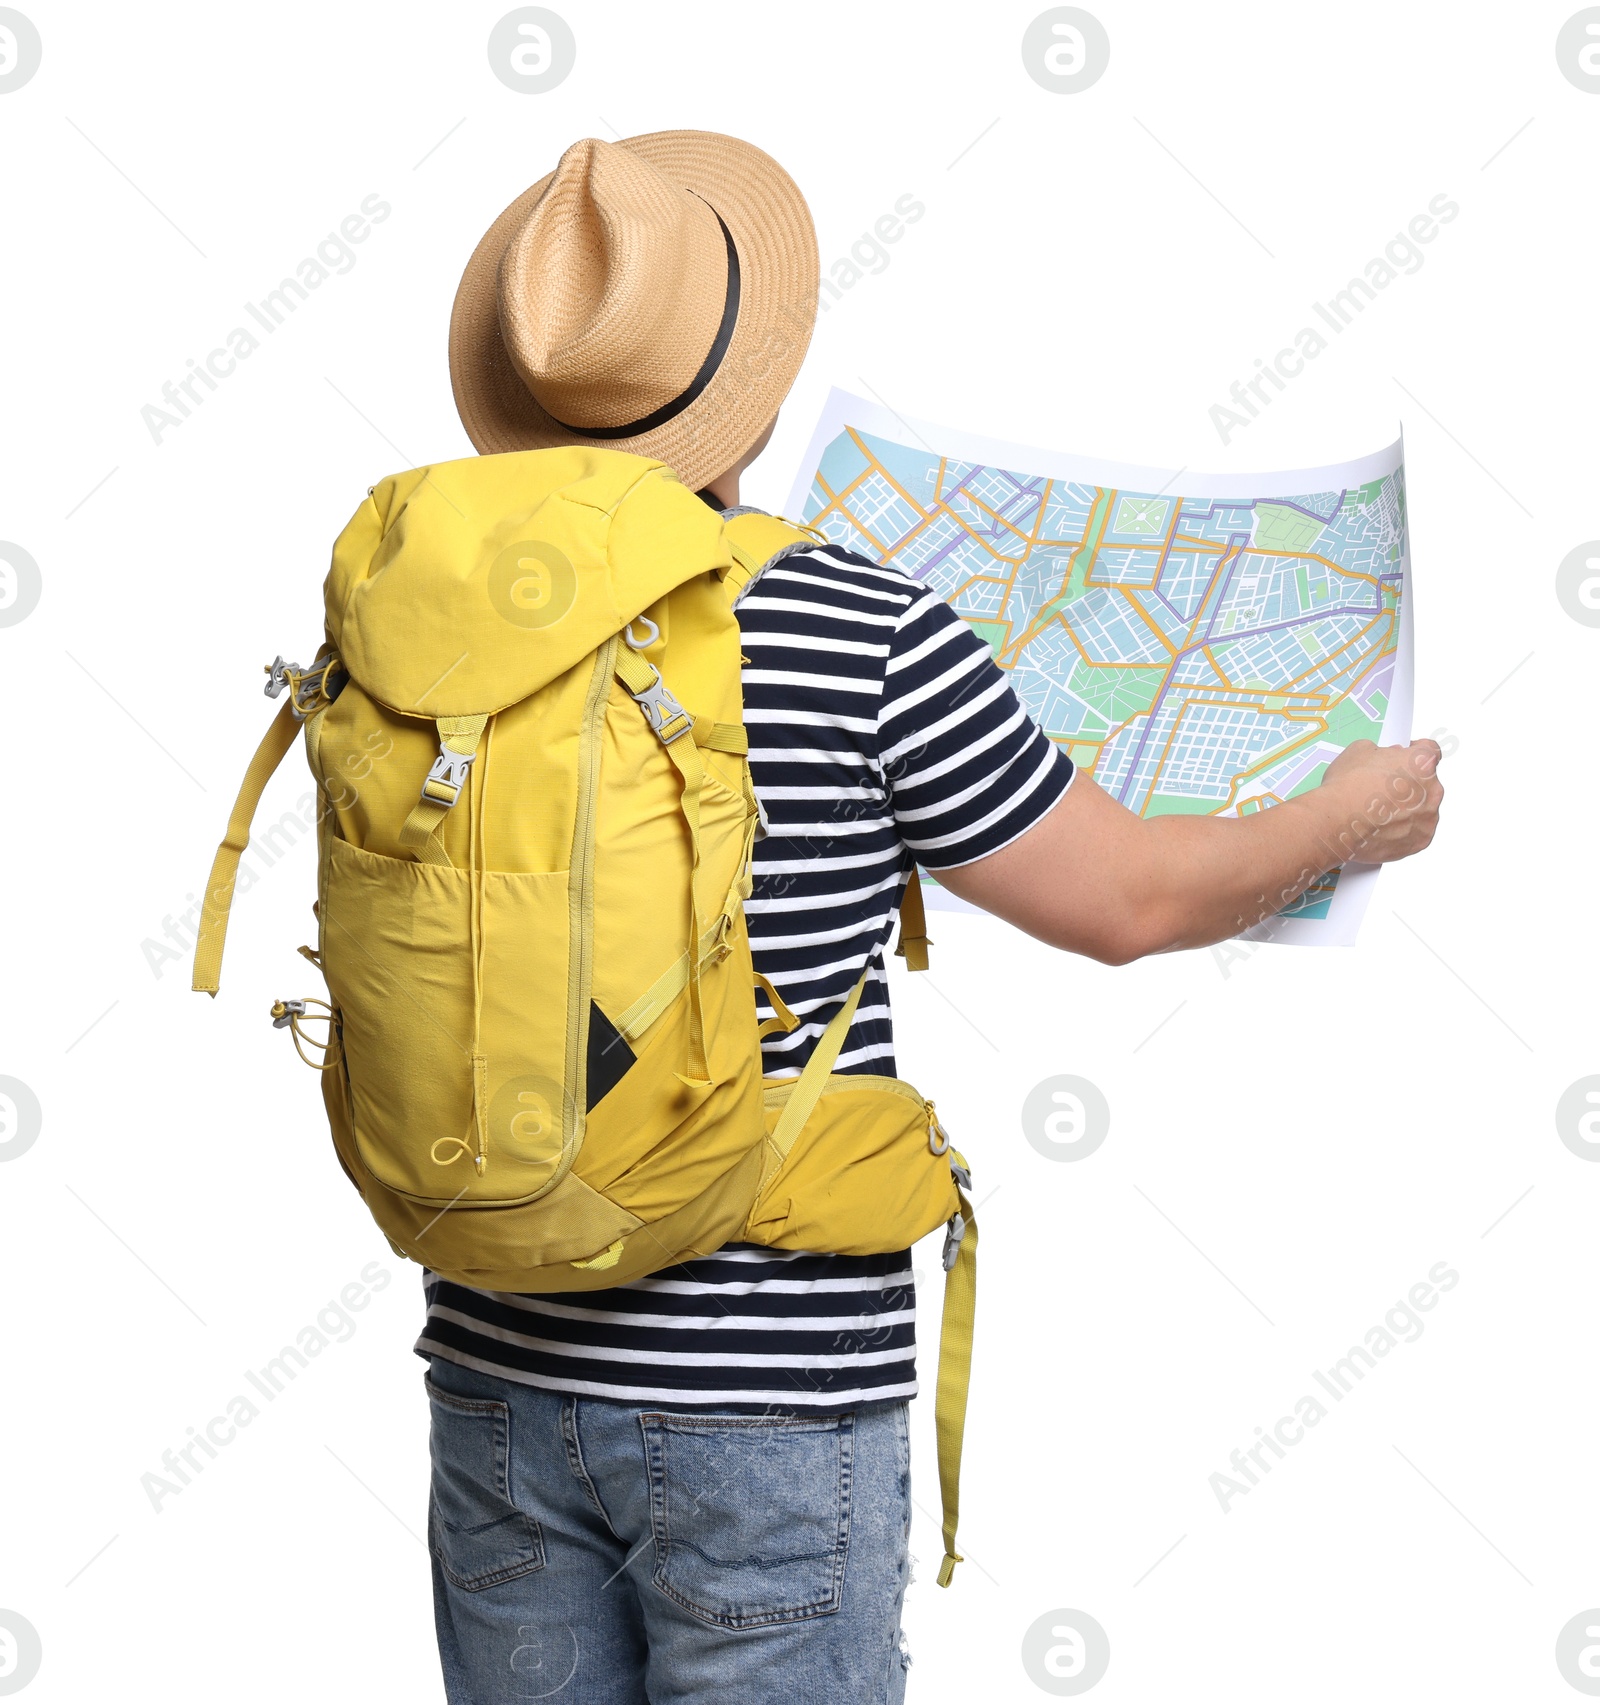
[325,447,731,719]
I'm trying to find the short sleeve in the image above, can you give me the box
[878,586,1074,870]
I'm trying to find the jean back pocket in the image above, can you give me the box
[640,1412,852,1628]
[427,1374,545,1591]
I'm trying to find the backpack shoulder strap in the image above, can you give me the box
[193,653,343,995]
[192,698,303,995]
[720,511,824,605]
[764,970,867,1166]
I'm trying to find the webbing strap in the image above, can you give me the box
[615,913,728,1044]
[193,698,303,996]
[661,728,710,1088]
[692,716,748,754]
[616,646,711,1086]
[753,971,800,1040]
[615,646,694,744]
[766,970,868,1164]
[400,800,453,866]
[935,1158,977,1587]
[614,644,655,693]
[894,867,932,971]
[720,512,821,604]
[399,715,488,865]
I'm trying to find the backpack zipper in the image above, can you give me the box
[558,634,616,1182]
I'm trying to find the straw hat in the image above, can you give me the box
[449,130,818,493]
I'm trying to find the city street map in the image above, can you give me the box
[786,390,1414,944]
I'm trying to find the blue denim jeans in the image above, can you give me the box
[425,1356,914,1704]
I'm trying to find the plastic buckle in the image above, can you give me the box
[949,1159,972,1192]
[628,667,694,744]
[270,998,306,1029]
[292,659,342,717]
[941,1212,967,1271]
[422,746,476,807]
[265,655,343,720]
[711,909,735,962]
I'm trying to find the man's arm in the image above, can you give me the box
[937,738,1444,965]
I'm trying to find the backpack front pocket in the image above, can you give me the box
[322,837,580,1206]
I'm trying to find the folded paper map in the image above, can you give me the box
[787,389,1413,945]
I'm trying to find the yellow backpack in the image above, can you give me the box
[193,446,977,1584]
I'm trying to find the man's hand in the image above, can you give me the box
[1316,738,1443,864]
[936,739,1446,964]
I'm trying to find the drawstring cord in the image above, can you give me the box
[264,648,344,721]
[269,998,341,1071]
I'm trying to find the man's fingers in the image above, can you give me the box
[1408,738,1442,776]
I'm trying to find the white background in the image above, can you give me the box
[0,2,1594,1700]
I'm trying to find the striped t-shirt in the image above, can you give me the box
[416,519,1074,1411]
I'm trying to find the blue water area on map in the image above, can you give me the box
[870,434,941,499]
[815,434,872,495]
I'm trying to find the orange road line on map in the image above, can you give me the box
[1120,590,1179,658]
[930,491,1036,564]
[970,472,1054,614]
[1060,623,1099,671]
[832,430,943,563]
[1098,500,1185,595]
[1235,547,1385,598]
[813,463,896,559]
[923,476,1064,608]
[1097,562,1162,590]
[1160,500,1183,558]
[1199,644,1234,687]
[1142,703,1193,803]
[1100,702,1158,743]
[958,466,1059,562]
[999,488,1115,669]
[1172,538,1244,659]
[1281,612,1392,691]
[829,439,1090,629]
[1139,695,1328,810]
[837,435,1089,604]
[1219,718,1331,807]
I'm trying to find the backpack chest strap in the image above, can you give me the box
[398,715,489,867]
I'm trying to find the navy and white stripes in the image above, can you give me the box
[417,534,1073,1411]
